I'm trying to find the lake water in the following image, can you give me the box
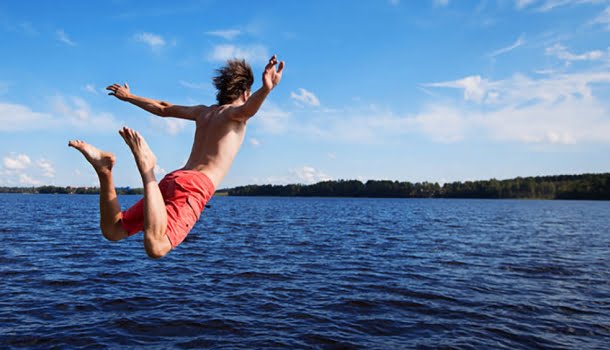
[0,194,609,349]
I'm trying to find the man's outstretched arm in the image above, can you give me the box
[231,55,285,122]
[106,83,206,121]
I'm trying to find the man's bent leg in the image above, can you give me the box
[69,140,128,241]
[119,127,171,259]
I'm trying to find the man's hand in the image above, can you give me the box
[106,83,132,101]
[262,55,285,91]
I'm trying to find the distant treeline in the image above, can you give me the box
[225,173,610,200]
[0,186,143,195]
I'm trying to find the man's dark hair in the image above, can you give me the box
[213,59,254,105]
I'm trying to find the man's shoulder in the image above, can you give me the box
[213,104,247,122]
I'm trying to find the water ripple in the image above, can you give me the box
[0,195,609,349]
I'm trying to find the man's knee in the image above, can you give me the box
[144,236,171,259]
[101,223,128,242]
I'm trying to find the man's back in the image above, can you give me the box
[183,105,247,188]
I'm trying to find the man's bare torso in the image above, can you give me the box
[181,105,246,188]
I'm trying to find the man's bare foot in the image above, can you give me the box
[118,127,157,177]
[68,140,115,174]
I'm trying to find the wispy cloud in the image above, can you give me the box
[178,80,209,90]
[282,56,610,146]
[591,6,610,30]
[36,159,55,177]
[0,94,123,133]
[154,164,167,178]
[205,29,241,40]
[134,32,166,50]
[290,88,321,107]
[56,29,76,46]
[433,0,449,7]
[0,81,8,95]
[0,102,56,131]
[51,95,121,131]
[516,0,537,9]
[18,22,37,36]
[264,166,332,185]
[516,0,605,12]
[420,69,610,144]
[546,43,604,61]
[1,153,56,186]
[149,116,190,136]
[254,102,291,134]
[18,174,42,186]
[424,76,489,103]
[208,44,269,64]
[249,138,260,146]
[3,153,31,170]
[83,84,98,95]
[488,35,525,57]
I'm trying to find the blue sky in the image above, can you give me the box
[1,0,610,188]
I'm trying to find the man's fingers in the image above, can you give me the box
[277,61,285,74]
[124,82,129,89]
[266,55,278,69]
[108,92,115,96]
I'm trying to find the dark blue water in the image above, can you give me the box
[0,194,608,349]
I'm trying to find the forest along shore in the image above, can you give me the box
[2,173,610,200]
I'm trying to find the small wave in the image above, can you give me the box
[233,271,292,281]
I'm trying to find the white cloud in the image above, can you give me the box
[3,154,31,170]
[516,0,605,11]
[433,0,449,7]
[205,29,241,40]
[389,0,400,6]
[516,0,537,8]
[16,22,38,36]
[546,43,604,61]
[327,152,337,159]
[291,166,332,184]
[288,61,610,146]
[0,82,8,95]
[50,95,121,131]
[36,159,55,178]
[290,88,321,107]
[134,32,166,50]
[411,106,466,143]
[424,75,489,103]
[249,138,260,146]
[421,70,610,144]
[539,0,604,12]
[19,174,41,186]
[0,95,121,133]
[265,166,332,185]
[154,164,167,178]
[83,84,98,94]
[1,154,55,185]
[255,103,291,134]
[592,6,610,30]
[178,80,209,90]
[149,116,190,135]
[56,29,76,46]
[0,103,56,131]
[208,44,269,64]
[489,35,526,57]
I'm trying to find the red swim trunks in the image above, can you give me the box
[120,169,215,248]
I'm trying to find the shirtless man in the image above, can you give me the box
[69,55,285,259]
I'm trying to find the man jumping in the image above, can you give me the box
[69,55,285,259]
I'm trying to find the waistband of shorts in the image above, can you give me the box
[165,169,215,193]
